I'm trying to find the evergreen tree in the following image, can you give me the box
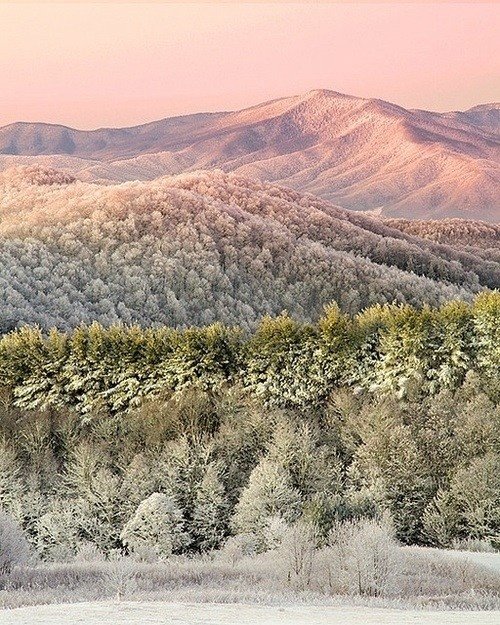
[423,453,500,547]
[374,305,437,397]
[192,464,228,551]
[231,458,301,544]
[244,314,319,408]
[65,443,122,551]
[473,292,500,397]
[350,402,431,543]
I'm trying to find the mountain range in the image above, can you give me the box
[0,90,498,221]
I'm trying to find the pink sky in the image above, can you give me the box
[0,2,498,129]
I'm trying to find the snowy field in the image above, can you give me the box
[2,601,500,625]
[1,550,499,624]
[405,547,500,575]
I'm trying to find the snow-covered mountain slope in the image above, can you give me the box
[0,90,498,221]
[385,218,500,252]
[444,104,500,137]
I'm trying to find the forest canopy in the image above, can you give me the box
[0,293,498,562]
[1,167,498,332]
[1,292,498,414]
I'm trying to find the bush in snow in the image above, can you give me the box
[216,534,259,566]
[324,517,401,597]
[278,521,317,590]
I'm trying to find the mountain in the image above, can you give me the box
[445,104,500,137]
[0,112,226,160]
[1,166,497,331]
[0,90,498,221]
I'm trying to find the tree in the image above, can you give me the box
[244,314,319,408]
[34,499,81,561]
[314,303,358,392]
[120,492,188,559]
[430,301,474,391]
[65,443,122,552]
[349,400,431,543]
[231,458,301,546]
[374,305,438,397]
[191,464,228,551]
[0,439,22,513]
[159,324,242,393]
[422,453,500,547]
[473,292,500,397]
[0,510,30,574]
[328,518,400,597]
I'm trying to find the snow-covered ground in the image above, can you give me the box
[1,602,500,625]
[444,550,500,574]
[1,550,498,624]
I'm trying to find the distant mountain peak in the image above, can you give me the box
[303,88,358,100]
[465,102,500,112]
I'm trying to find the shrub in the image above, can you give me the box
[216,534,259,566]
[325,517,401,597]
[278,521,317,590]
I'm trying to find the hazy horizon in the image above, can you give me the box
[0,2,499,130]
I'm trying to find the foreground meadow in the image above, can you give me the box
[2,601,500,625]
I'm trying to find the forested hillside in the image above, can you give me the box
[0,294,498,563]
[1,165,499,564]
[1,166,498,332]
[386,218,500,254]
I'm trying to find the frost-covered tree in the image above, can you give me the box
[314,303,358,392]
[349,402,430,543]
[422,453,500,547]
[34,499,81,561]
[0,510,30,574]
[191,464,228,551]
[120,492,188,559]
[119,453,159,519]
[473,292,500,394]
[231,458,301,544]
[244,314,319,407]
[64,444,122,551]
[430,301,475,390]
[0,439,22,513]
[373,305,437,396]
[159,324,242,393]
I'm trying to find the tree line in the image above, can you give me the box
[1,293,498,415]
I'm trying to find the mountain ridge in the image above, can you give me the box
[0,89,498,221]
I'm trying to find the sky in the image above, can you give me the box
[0,2,499,129]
